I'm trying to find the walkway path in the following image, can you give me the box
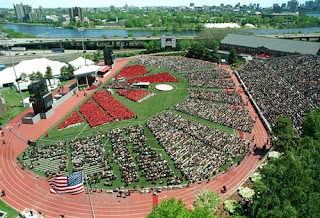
[0,61,269,217]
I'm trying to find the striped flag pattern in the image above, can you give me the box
[47,171,84,195]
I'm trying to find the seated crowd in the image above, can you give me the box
[118,89,155,103]
[237,54,319,134]
[189,79,235,89]
[180,69,230,80]
[70,135,116,185]
[79,99,113,127]
[124,125,177,184]
[146,112,251,183]
[175,99,255,133]
[107,128,139,186]
[105,81,131,90]
[189,90,244,106]
[93,91,136,121]
[23,142,67,177]
[136,56,216,72]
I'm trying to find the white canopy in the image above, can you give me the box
[204,23,241,28]
[68,57,95,69]
[74,65,102,76]
[0,58,67,86]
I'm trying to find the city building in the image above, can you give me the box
[13,3,38,21]
[69,7,83,22]
[287,0,299,12]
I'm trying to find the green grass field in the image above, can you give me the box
[0,88,29,126]
[0,199,19,217]
[21,60,244,190]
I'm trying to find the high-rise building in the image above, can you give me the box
[13,3,38,21]
[13,3,25,21]
[69,7,83,22]
[288,0,299,12]
[273,4,282,13]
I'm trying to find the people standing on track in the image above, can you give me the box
[1,190,5,197]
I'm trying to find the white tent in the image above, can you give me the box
[204,23,241,28]
[74,65,102,76]
[0,58,67,87]
[68,57,95,69]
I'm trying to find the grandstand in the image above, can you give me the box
[5,54,316,217]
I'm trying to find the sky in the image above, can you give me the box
[1,0,304,9]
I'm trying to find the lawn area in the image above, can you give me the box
[22,59,246,190]
[0,88,29,126]
[37,65,189,143]
[0,199,19,217]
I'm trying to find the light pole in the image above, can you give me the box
[78,27,87,66]
[4,41,24,106]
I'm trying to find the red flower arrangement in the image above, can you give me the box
[127,72,179,83]
[79,99,112,127]
[115,65,148,79]
[58,111,84,129]
[93,91,136,120]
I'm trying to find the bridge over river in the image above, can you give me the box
[0,36,197,50]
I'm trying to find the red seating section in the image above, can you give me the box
[79,99,112,127]
[117,89,151,102]
[115,65,148,79]
[127,72,179,83]
[93,91,136,120]
[58,112,84,129]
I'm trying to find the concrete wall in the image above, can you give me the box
[52,87,78,109]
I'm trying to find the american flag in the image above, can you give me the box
[47,171,84,194]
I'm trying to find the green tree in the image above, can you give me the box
[92,51,101,64]
[273,117,295,141]
[66,64,75,80]
[29,72,37,81]
[187,42,220,62]
[194,189,221,212]
[152,30,159,36]
[187,43,206,59]
[302,109,320,140]
[34,71,43,81]
[60,66,68,81]
[147,198,189,218]
[250,110,320,218]
[143,40,162,54]
[44,66,53,85]
[228,48,239,65]
[128,33,134,37]
[190,207,217,218]
[147,198,218,218]
[20,72,28,82]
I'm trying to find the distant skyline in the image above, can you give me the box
[1,0,305,9]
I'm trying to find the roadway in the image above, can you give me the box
[0,36,197,47]
[0,49,146,65]
[257,33,320,41]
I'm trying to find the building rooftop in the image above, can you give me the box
[221,34,320,55]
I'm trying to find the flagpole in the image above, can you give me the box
[84,171,95,218]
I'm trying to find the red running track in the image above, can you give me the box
[0,62,269,217]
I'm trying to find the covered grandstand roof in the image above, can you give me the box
[0,58,67,86]
[221,34,320,55]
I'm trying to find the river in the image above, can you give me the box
[3,24,320,38]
